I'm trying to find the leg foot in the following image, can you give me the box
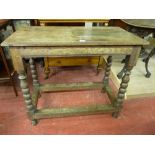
[44,69,50,79]
[44,73,49,79]
[31,119,38,126]
[143,57,151,78]
[44,73,48,79]
[143,47,155,78]
[145,72,151,78]
[112,112,120,118]
[51,68,57,75]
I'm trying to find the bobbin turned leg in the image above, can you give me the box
[29,58,40,87]
[102,56,112,90]
[29,58,41,99]
[18,72,38,125]
[112,67,132,118]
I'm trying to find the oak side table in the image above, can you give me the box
[1,26,148,125]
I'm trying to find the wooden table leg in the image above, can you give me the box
[29,58,40,86]
[44,57,50,79]
[96,56,101,75]
[18,72,38,125]
[112,66,132,118]
[103,56,112,88]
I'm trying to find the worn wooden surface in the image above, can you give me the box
[1,26,148,47]
[40,82,103,92]
[33,104,116,119]
[13,47,137,59]
[32,88,40,106]
[18,46,136,57]
[39,20,109,75]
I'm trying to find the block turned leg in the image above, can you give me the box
[18,72,38,125]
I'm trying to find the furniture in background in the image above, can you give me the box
[0,47,17,96]
[35,19,109,26]
[0,19,15,32]
[35,19,110,79]
[0,20,17,96]
[111,19,155,78]
[1,26,148,125]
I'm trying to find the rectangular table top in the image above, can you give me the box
[1,26,148,47]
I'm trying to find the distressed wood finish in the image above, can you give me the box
[18,72,38,125]
[10,48,25,73]
[33,104,116,119]
[38,19,110,78]
[32,88,40,106]
[1,26,148,125]
[19,46,136,57]
[1,27,148,46]
[40,82,103,92]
